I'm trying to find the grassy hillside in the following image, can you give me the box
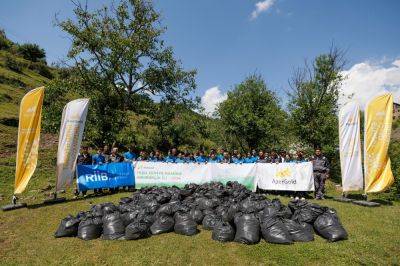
[0,48,57,201]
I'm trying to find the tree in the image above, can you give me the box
[17,43,46,62]
[288,47,346,181]
[47,0,197,145]
[288,47,345,149]
[217,74,287,150]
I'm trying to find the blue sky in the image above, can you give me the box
[1,0,400,112]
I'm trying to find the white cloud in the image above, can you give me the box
[251,0,276,20]
[201,86,227,117]
[340,59,400,108]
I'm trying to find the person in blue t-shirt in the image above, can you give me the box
[164,148,178,163]
[124,144,137,162]
[195,150,208,163]
[216,148,225,161]
[243,152,254,163]
[92,147,106,165]
[149,150,163,162]
[175,152,186,163]
[232,153,244,164]
[208,153,220,163]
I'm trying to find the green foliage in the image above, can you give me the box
[17,43,46,62]
[4,55,22,72]
[388,140,400,198]
[0,29,13,50]
[288,47,345,181]
[28,62,53,79]
[47,0,197,145]
[218,74,287,150]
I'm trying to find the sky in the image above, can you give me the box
[1,0,399,114]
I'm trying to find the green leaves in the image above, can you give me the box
[218,74,287,150]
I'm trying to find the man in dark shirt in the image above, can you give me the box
[77,146,92,165]
[310,148,330,200]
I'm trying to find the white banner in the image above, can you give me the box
[134,162,313,192]
[133,161,210,188]
[56,99,90,191]
[256,162,314,191]
[339,102,364,192]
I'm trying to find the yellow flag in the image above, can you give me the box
[14,87,44,194]
[364,92,394,193]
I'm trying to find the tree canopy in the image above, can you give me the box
[218,74,287,150]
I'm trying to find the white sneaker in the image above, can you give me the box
[295,196,299,201]
[300,197,305,201]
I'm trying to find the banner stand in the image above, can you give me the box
[43,192,66,205]
[2,195,27,211]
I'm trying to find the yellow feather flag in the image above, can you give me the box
[14,87,44,194]
[364,92,394,193]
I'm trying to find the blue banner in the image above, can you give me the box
[77,162,134,191]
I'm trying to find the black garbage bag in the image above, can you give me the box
[260,214,293,244]
[290,200,326,224]
[283,219,314,242]
[102,203,118,215]
[212,222,235,242]
[234,213,260,245]
[143,200,160,214]
[156,193,171,204]
[202,214,223,230]
[239,198,259,213]
[202,209,215,216]
[155,203,175,217]
[150,215,175,235]
[54,215,80,238]
[78,217,103,240]
[221,204,239,223]
[314,209,348,242]
[125,220,151,240]
[174,212,198,236]
[121,210,140,226]
[120,197,132,204]
[102,212,126,240]
[189,208,204,224]
[197,197,216,210]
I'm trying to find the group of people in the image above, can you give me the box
[77,146,310,165]
[77,145,330,200]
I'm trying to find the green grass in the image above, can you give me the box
[0,48,399,265]
[0,190,399,265]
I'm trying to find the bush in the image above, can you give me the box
[5,55,22,73]
[388,140,400,199]
[0,29,12,50]
[29,62,53,79]
[17,43,46,62]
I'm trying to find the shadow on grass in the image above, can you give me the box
[26,190,133,209]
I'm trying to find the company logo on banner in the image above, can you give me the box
[14,87,45,194]
[364,93,394,193]
[339,102,363,192]
[77,162,134,191]
[56,99,89,191]
[256,162,314,191]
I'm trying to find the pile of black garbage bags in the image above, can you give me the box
[55,182,348,244]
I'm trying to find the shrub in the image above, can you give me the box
[5,55,22,72]
[29,62,53,79]
[17,43,46,62]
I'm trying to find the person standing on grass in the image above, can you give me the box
[77,146,92,165]
[311,147,330,200]
[124,144,137,162]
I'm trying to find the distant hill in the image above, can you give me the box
[0,31,56,156]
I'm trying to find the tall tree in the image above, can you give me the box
[288,47,346,149]
[218,74,287,150]
[46,0,197,144]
